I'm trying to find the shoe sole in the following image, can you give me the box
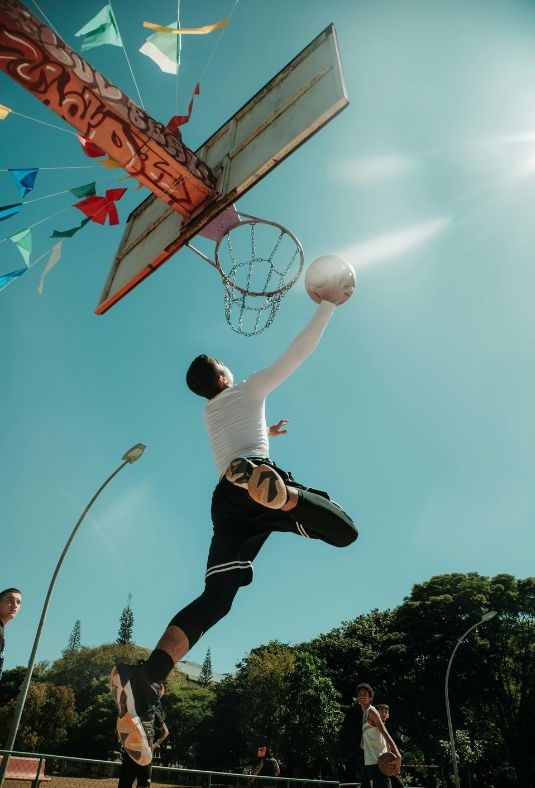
[247,464,287,509]
[225,457,255,488]
[110,666,152,766]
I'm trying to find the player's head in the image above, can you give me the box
[376,703,389,722]
[186,355,234,399]
[0,588,22,624]
[356,682,374,706]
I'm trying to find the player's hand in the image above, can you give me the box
[269,419,289,436]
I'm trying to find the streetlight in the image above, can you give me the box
[445,610,497,788]
[0,444,147,786]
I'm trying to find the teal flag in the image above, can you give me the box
[9,168,39,198]
[51,217,91,238]
[139,22,179,74]
[9,228,32,266]
[75,5,123,50]
[70,182,97,199]
[0,267,26,292]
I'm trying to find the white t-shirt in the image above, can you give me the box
[204,301,336,477]
[362,706,388,766]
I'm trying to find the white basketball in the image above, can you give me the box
[304,254,356,305]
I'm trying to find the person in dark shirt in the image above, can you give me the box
[254,746,280,783]
[377,704,404,788]
[117,683,169,788]
[0,588,22,680]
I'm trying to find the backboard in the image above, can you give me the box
[96,24,348,314]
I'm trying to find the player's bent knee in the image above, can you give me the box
[334,518,358,547]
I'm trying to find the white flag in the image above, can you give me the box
[139,23,179,74]
[37,242,63,294]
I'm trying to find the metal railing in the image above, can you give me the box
[0,751,340,788]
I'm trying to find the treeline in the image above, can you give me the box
[0,573,533,787]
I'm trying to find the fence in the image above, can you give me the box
[0,751,341,788]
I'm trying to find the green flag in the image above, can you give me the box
[9,228,32,266]
[51,217,91,238]
[70,182,97,199]
[75,5,123,50]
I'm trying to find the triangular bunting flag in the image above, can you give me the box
[167,83,200,135]
[70,182,97,199]
[75,4,123,50]
[0,267,26,292]
[0,104,12,120]
[0,203,22,221]
[9,228,32,266]
[37,241,63,294]
[51,217,91,238]
[77,135,106,158]
[100,157,122,169]
[9,168,39,198]
[143,19,228,35]
[140,21,179,74]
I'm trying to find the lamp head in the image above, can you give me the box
[482,611,497,622]
[122,443,147,463]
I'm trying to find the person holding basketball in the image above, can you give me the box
[111,296,357,766]
[357,684,401,788]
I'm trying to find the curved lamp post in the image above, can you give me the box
[445,610,497,787]
[0,444,147,787]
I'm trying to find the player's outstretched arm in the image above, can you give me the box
[248,300,336,396]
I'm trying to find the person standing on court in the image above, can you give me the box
[117,681,169,788]
[111,298,358,767]
[377,704,405,788]
[357,683,401,788]
[254,745,280,782]
[0,588,22,680]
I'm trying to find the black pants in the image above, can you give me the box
[365,765,391,788]
[118,751,152,788]
[170,459,357,646]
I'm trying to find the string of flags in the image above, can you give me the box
[0,178,128,293]
[0,3,233,296]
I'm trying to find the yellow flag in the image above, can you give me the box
[143,18,227,35]
[0,104,12,120]
[100,157,122,169]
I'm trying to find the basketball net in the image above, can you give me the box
[187,213,304,336]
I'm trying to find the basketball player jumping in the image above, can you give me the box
[111,299,357,765]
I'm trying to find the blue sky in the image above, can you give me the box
[2,0,534,677]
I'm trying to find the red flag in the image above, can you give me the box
[77,134,106,158]
[167,83,200,135]
[74,188,127,225]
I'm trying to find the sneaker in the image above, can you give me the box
[225,457,256,488]
[110,662,159,766]
[247,463,288,509]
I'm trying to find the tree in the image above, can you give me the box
[284,650,343,778]
[0,682,76,752]
[63,619,82,656]
[163,681,215,767]
[117,593,134,644]
[198,647,213,686]
[239,641,295,758]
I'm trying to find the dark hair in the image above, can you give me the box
[356,682,374,699]
[376,704,389,712]
[186,355,224,399]
[0,588,22,600]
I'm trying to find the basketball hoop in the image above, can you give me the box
[187,212,304,336]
